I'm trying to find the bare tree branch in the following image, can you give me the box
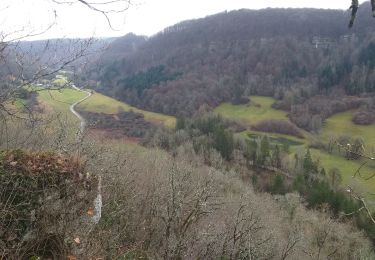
[334,141,375,180]
[50,0,131,30]
[349,0,375,28]
[346,187,375,225]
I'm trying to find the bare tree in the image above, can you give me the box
[349,0,375,28]
[335,141,375,224]
[0,0,133,151]
[50,0,131,29]
[0,2,131,257]
[0,0,132,111]
[302,220,339,260]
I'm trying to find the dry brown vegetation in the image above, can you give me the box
[352,110,375,125]
[288,95,367,132]
[1,119,374,259]
[0,150,98,259]
[1,1,375,257]
[85,148,374,259]
[252,120,303,138]
[79,109,155,138]
[2,92,369,252]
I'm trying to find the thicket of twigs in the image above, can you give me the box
[84,148,375,259]
[0,149,98,259]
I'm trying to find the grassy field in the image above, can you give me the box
[320,110,375,151]
[37,88,147,150]
[37,88,88,137]
[214,96,288,125]
[38,88,87,116]
[37,88,176,130]
[78,92,176,128]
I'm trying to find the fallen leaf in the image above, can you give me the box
[87,208,94,216]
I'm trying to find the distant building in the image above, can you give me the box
[312,36,333,49]
[340,34,356,43]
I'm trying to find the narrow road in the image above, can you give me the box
[69,85,102,224]
[70,85,92,138]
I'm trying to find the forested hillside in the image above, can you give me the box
[3,1,375,258]
[82,2,375,132]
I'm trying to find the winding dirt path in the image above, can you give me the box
[69,85,102,223]
[69,85,92,136]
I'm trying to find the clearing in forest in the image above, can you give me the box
[214,96,289,125]
[78,91,176,128]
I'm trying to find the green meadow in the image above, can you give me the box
[37,87,176,128]
[77,91,176,128]
[37,88,147,150]
[38,88,87,116]
[214,96,288,125]
[320,110,375,151]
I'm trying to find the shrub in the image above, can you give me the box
[231,96,250,105]
[270,175,287,195]
[90,149,374,259]
[352,110,375,125]
[80,110,156,138]
[252,120,303,138]
[0,150,98,259]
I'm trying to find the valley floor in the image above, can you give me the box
[36,87,375,208]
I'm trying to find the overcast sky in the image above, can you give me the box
[0,0,368,40]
